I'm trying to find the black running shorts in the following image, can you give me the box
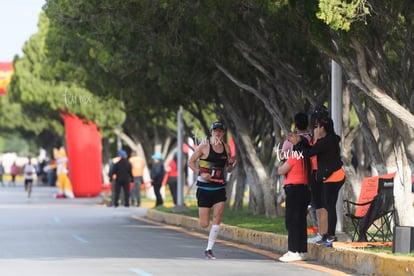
[196,186,226,208]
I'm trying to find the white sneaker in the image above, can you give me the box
[307,232,322,243]
[279,251,305,262]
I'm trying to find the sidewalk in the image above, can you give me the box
[144,209,414,276]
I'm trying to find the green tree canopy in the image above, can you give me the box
[6,12,126,144]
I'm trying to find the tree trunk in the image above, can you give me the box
[217,90,277,217]
[343,40,414,226]
[232,123,273,216]
[232,165,246,211]
[391,137,414,226]
[114,128,151,182]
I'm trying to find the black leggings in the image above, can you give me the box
[322,179,345,236]
[167,176,177,205]
[152,181,164,206]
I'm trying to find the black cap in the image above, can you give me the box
[210,121,226,131]
[313,105,329,117]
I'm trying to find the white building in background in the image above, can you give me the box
[0,148,47,174]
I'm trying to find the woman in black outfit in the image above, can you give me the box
[289,117,346,246]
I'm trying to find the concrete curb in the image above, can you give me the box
[145,209,414,276]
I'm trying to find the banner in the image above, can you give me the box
[0,62,13,95]
[62,113,102,197]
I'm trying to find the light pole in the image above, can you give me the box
[173,106,189,213]
[332,60,344,233]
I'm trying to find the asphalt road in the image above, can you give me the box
[0,183,346,276]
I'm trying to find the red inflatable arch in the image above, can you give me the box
[62,113,102,197]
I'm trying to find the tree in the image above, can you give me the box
[6,12,125,153]
[41,0,331,217]
[307,0,414,225]
[32,0,414,224]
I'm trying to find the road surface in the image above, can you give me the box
[0,183,352,276]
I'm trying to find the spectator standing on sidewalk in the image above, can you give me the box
[289,116,346,246]
[150,153,165,207]
[307,105,330,244]
[0,160,5,186]
[10,161,18,186]
[277,113,311,262]
[166,152,178,205]
[108,155,121,205]
[129,151,145,207]
[187,121,235,260]
[44,158,57,187]
[110,150,133,208]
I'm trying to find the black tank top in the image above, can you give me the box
[198,142,228,186]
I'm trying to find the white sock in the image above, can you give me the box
[206,224,220,250]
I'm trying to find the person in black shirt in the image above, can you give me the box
[110,150,133,207]
[150,152,165,207]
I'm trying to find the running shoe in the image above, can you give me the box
[279,251,306,262]
[307,233,322,243]
[205,249,216,260]
[316,235,337,247]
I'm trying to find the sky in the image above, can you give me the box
[0,0,46,62]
